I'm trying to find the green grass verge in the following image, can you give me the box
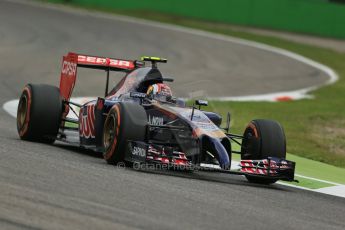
[287,154,345,184]
[41,1,345,169]
[281,177,334,190]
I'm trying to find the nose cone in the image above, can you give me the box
[207,137,231,170]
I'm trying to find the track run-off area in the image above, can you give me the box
[0,0,344,229]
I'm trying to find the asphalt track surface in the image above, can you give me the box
[0,1,344,229]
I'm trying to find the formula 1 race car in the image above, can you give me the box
[17,52,296,184]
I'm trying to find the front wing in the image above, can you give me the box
[125,141,296,182]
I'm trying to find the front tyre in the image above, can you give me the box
[17,84,63,143]
[241,119,286,184]
[103,102,147,164]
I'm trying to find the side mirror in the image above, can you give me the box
[195,100,208,109]
[191,100,208,121]
[223,112,231,133]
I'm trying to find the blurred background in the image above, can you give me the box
[54,0,345,39]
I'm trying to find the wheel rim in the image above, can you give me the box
[17,94,28,130]
[241,128,255,159]
[103,114,117,152]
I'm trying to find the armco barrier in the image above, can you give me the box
[50,0,345,39]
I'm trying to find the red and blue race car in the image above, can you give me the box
[16,52,296,184]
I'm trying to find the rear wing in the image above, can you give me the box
[59,52,143,101]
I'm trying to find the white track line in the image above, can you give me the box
[3,98,94,120]
[278,183,345,199]
[294,174,341,186]
[314,186,345,198]
[3,100,18,118]
[231,160,345,198]
[10,0,339,101]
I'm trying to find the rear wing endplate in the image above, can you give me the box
[59,52,142,101]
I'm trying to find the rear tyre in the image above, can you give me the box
[241,119,286,184]
[103,102,147,164]
[17,84,63,143]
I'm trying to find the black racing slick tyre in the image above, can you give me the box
[17,84,63,143]
[103,102,147,164]
[241,119,286,184]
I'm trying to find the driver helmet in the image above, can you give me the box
[146,83,172,99]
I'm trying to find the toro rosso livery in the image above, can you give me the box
[17,52,296,184]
